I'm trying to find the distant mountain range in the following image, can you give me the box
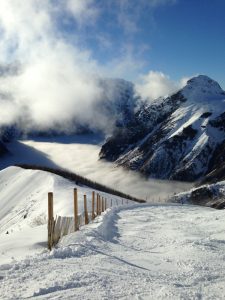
[100,75,225,184]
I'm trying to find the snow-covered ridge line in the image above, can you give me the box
[0,166,135,265]
[171,180,225,209]
[16,164,145,203]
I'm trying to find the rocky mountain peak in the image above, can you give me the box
[181,75,225,102]
[100,74,225,183]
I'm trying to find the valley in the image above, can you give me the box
[3,135,191,200]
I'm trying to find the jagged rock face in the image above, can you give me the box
[202,140,225,183]
[0,141,8,156]
[100,75,225,182]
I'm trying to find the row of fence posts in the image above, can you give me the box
[48,188,128,250]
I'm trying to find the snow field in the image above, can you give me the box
[0,166,129,265]
[1,204,225,299]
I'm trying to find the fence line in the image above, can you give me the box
[18,164,145,203]
[47,189,132,250]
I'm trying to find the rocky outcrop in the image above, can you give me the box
[171,180,225,209]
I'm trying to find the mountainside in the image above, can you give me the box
[171,180,225,209]
[100,75,225,182]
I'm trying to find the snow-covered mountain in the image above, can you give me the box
[100,75,225,182]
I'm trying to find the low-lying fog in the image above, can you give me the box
[4,134,192,201]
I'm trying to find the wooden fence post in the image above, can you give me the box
[92,191,95,220]
[96,194,99,215]
[84,194,89,224]
[99,196,101,214]
[102,197,104,212]
[74,188,79,231]
[48,192,54,250]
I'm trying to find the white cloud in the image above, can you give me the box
[65,0,99,26]
[0,0,183,135]
[179,76,194,88]
[0,0,107,133]
[101,44,145,80]
[135,71,192,101]
[135,71,178,100]
[112,0,177,35]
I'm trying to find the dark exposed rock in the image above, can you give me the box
[209,112,225,131]
[182,126,198,139]
[100,75,225,183]
[0,141,8,156]
[201,112,212,118]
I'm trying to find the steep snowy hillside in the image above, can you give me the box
[0,166,128,264]
[100,75,225,182]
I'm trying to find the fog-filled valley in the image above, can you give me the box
[2,135,192,200]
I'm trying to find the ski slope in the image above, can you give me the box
[1,204,225,299]
[0,166,128,265]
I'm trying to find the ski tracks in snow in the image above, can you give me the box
[1,204,225,299]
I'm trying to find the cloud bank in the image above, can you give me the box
[135,71,190,101]
[0,0,186,136]
[0,0,105,133]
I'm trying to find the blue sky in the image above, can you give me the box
[0,0,224,102]
[65,0,225,88]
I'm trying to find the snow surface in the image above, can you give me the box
[1,204,225,299]
[0,166,128,265]
[182,75,225,103]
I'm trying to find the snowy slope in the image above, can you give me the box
[0,166,128,265]
[171,180,225,209]
[1,204,225,299]
[100,75,225,182]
